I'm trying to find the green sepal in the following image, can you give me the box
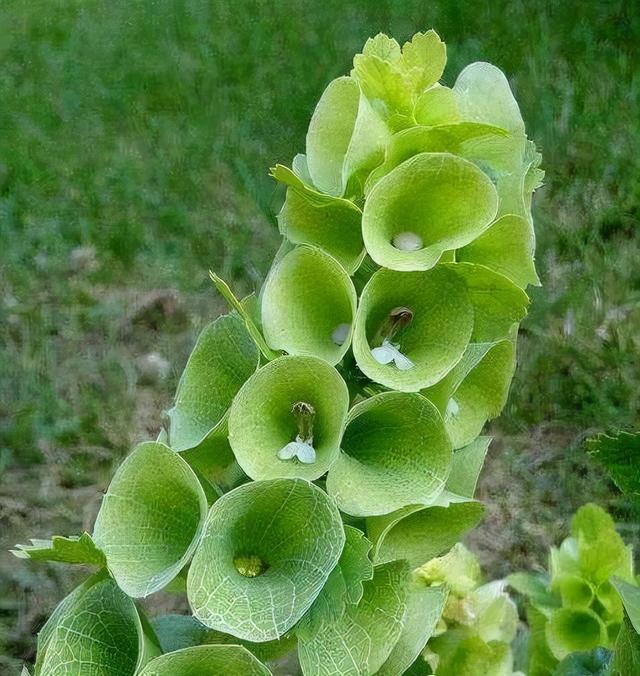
[326,391,452,516]
[362,152,498,271]
[93,441,208,598]
[353,265,474,392]
[137,645,271,676]
[367,501,485,568]
[261,245,357,365]
[228,355,350,481]
[297,561,410,676]
[11,532,105,566]
[167,312,260,453]
[187,478,345,642]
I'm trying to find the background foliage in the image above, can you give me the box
[1,0,639,670]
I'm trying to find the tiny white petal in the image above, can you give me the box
[372,345,395,365]
[331,322,351,346]
[278,441,316,464]
[278,442,299,460]
[393,231,423,251]
[392,349,415,371]
[446,398,460,418]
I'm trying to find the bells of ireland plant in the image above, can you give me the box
[14,29,543,676]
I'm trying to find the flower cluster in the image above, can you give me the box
[14,31,542,675]
[509,503,638,674]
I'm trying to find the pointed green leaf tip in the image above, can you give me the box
[11,532,105,566]
[187,478,345,642]
[297,560,410,676]
[326,391,452,516]
[167,312,260,453]
[137,646,271,676]
[228,355,349,481]
[353,265,473,392]
[93,441,208,598]
[261,245,357,365]
[362,152,498,271]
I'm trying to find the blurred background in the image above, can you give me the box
[1,0,639,670]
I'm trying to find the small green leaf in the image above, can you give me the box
[297,561,410,676]
[209,272,278,361]
[11,532,105,566]
[353,266,474,392]
[306,76,389,197]
[93,441,208,597]
[507,571,560,610]
[228,355,349,481]
[377,583,448,675]
[554,648,611,676]
[327,391,451,515]
[445,437,491,498]
[611,577,640,634]
[445,262,529,342]
[187,478,345,642]
[362,152,498,271]
[367,501,485,568]
[587,431,640,500]
[458,213,539,288]
[137,645,271,676]
[261,246,357,365]
[167,312,260,453]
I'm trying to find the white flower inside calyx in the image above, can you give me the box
[331,322,351,346]
[393,231,423,251]
[371,306,415,370]
[278,401,317,464]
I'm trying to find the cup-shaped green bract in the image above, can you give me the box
[306,76,389,197]
[297,561,410,676]
[326,392,452,516]
[545,607,607,660]
[362,152,498,271]
[276,182,365,274]
[37,575,158,676]
[228,355,349,481]
[93,441,208,598]
[353,266,473,392]
[167,312,260,453]
[367,501,485,569]
[261,246,357,365]
[554,574,595,609]
[187,478,345,642]
[458,213,539,289]
[137,646,270,676]
[424,339,516,449]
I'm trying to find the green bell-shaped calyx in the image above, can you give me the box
[261,246,357,365]
[545,607,607,660]
[326,391,452,516]
[187,478,345,642]
[137,645,271,676]
[367,501,485,569]
[362,152,498,271]
[93,441,208,597]
[272,160,365,274]
[36,573,159,676]
[306,76,389,197]
[353,266,473,392]
[228,355,349,480]
[166,312,260,462]
[297,560,410,676]
[424,339,516,449]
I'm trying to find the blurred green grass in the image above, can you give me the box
[1,0,639,669]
